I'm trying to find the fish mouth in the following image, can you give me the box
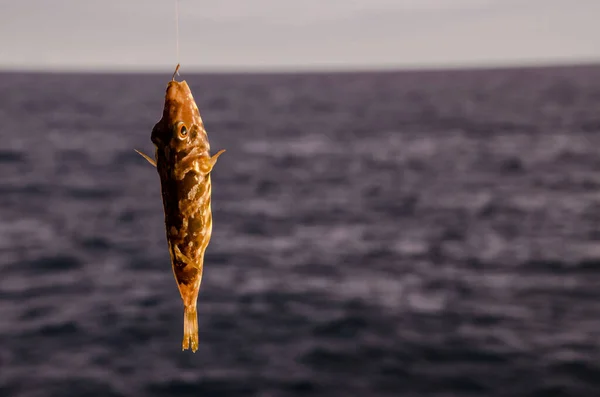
[166,64,191,99]
[162,75,199,127]
[165,79,192,103]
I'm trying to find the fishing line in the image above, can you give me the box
[175,0,180,66]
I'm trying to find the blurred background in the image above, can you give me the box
[1,1,600,396]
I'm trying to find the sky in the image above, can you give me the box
[0,0,599,72]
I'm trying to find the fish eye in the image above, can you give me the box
[175,122,188,140]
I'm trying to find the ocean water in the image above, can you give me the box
[1,65,600,397]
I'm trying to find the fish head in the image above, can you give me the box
[151,79,210,155]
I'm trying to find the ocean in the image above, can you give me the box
[1,65,600,396]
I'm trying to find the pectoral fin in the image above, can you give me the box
[199,149,226,174]
[135,149,157,167]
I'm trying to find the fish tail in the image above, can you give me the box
[182,305,199,352]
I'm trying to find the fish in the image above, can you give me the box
[136,64,225,352]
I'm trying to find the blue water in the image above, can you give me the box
[1,65,600,396]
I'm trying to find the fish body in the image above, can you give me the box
[137,66,225,352]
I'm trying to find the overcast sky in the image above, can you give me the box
[0,0,598,72]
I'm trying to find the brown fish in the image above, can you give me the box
[136,64,225,352]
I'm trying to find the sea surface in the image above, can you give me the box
[1,65,600,397]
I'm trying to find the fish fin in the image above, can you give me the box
[134,149,157,167]
[200,149,226,174]
[182,304,198,352]
[211,149,226,164]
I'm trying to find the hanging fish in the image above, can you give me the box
[136,64,225,352]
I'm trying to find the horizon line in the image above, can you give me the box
[1,58,599,76]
